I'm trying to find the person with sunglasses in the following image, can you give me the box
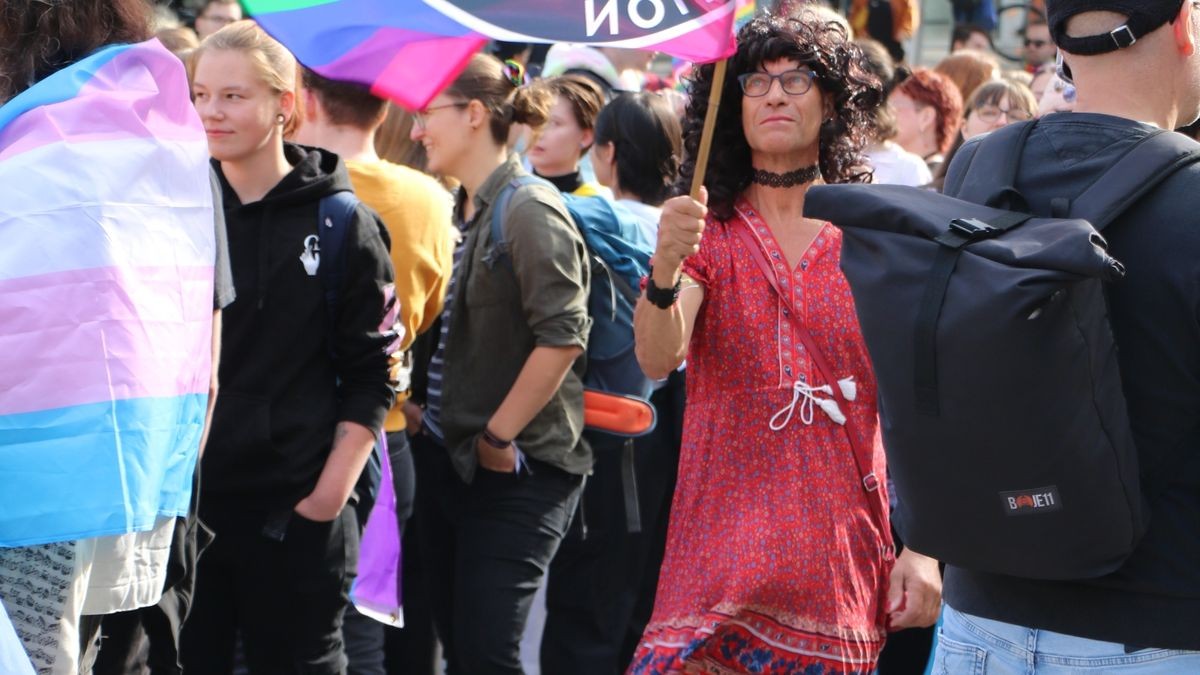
[1023,17,1058,70]
[629,14,941,674]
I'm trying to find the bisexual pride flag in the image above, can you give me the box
[0,40,215,547]
[247,0,744,110]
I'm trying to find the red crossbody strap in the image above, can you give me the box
[732,213,883,502]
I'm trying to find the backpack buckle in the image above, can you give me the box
[948,218,999,240]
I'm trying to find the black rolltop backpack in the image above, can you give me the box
[803,121,1200,579]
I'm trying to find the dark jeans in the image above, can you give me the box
[541,369,685,674]
[180,502,359,675]
[92,463,214,675]
[411,433,584,675]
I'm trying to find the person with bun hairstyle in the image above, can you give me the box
[183,21,396,674]
[540,91,684,674]
[407,54,592,673]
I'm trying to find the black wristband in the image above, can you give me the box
[480,427,512,449]
[645,266,681,309]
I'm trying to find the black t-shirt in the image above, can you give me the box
[943,113,1200,650]
[210,169,235,311]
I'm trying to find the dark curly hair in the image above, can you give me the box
[0,0,151,103]
[677,13,882,221]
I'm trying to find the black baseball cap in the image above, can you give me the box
[1047,0,1186,55]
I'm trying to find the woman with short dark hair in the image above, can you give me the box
[591,91,682,234]
[630,14,941,673]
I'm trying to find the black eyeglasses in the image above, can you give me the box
[1024,38,1049,48]
[737,69,816,97]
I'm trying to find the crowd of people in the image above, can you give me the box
[1,0,1198,674]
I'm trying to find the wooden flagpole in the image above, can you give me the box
[690,58,728,200]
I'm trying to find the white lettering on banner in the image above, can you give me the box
[1008,497,1018,509]
[586,0,621,36]
[629,0,666,29]
[585,0,714,37]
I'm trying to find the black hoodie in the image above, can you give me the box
[203,144,396,510]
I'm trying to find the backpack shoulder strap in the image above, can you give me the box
[948,120,1038,208]
[1068,130,1200,230]
[318,190,360,332]
[488,175,548,257]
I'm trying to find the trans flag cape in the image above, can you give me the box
[0,40,215,547]
[247,0,746,109]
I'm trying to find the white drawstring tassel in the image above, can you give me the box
[816,397,846,425]
[770,379,847,430]
[838,376,857,402]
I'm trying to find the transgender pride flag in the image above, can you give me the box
[0,40,215,547]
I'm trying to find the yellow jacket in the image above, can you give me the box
[347,159,454,432]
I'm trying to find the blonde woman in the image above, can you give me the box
[183,21,396,673]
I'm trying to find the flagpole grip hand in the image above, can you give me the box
[653,188,708,286]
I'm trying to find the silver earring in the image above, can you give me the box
[276,113,286,124]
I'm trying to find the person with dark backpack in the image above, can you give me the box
[183,22,396,674]
[406,54,591,673]
[804,0,1200,668]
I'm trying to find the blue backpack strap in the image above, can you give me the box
[317,190,359,331]
[319,190,386,505]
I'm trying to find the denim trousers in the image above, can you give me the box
[411,433,583,675]
[933,604,1200,674]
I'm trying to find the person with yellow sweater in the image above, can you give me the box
[293,67,453,675]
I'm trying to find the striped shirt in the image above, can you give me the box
[421,215,468,442]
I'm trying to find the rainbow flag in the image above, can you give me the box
[0,40,215,547]
[736,0,757,29]
[246,0,742,110]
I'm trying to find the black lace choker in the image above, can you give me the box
[750,164,820,188]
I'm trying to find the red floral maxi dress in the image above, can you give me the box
[629,198,894,675]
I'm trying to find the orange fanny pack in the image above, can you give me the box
[583,389,656,437]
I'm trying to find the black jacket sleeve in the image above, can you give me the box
[333,203,397,431]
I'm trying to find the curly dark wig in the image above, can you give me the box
[0,0,151,103]
[678,14,882,221]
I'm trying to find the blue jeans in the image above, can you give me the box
[933,605,1200,674]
